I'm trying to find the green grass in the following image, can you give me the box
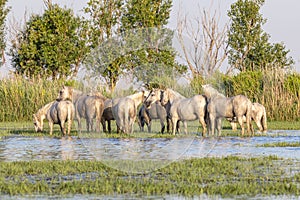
[257,141,300,147]
[0,156,299,196]
[0,120,299,138]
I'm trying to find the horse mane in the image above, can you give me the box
[166,88,185,99]
[202,84,225,99]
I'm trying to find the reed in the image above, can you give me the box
[0,76,64,122]
[223,69,300,121]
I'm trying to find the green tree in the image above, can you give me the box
[84,0,123,91]
[84,0,123,48]
[10,3,88,79]
[227,0,294,72]
[120,0,186,84]
[0,0,9,66]
[84,0,186,92]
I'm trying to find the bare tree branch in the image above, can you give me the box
[176,4,229,79]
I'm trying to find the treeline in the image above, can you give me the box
[1,71,299,122]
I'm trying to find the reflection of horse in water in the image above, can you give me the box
[160,88,207,135]
[138,102,168,133]
[57,86,105,133]
[228,102,267,133]
[61,136,75,160]
[112,91,149,133]
[202,84,253,136]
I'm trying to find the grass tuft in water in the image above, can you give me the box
[257,141,300,147]
[0,156,299,197]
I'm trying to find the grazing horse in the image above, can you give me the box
[112,91,149,134]
[33,100,75,135]
[229,102,267,133]
[160,88,207,135]
[33,101,56,132]
[202,84,253,136]
[57,86,106,133]
[138,101,168,133]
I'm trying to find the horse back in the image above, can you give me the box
[48,100,74,124]
[175,95,207,120]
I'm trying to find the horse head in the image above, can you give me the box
[33,113,43,132]
[144,88,162,108]
[57,86,73,101]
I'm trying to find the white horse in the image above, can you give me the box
[47,100,75,135]
[112,91,149,133]
[160,88,207,135]
[57,86,106,133]
[33,101,56,132]
[202,84,253,136]
[229,102,267,133]
[33,100,75,135]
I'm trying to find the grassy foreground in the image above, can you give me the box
[0,156,299,197]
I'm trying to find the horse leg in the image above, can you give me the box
[209,115,215,136]
[67,119,72,136]
[107,120,112,133]
[95,115,100,132]
[216,118,222,136]
[90,117,94,132]
[77,118,82,134]
[231,122,237,131]
[101,118,107,133]
[86,118,90,132]
[237,116,244,136]
[183,121,188,134]
[176,121,180,133]
[160,119,165,134]
[199,117,207,136]
[254,116,262,133]
[166,117,171,133]
[60,121,66,136]
[148,120,152,133]
[49,121,53,135]
[171,118,177,135]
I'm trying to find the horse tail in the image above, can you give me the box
[95,98,104,132]
[246,100,253,134]
[203,95,210,127]
[261,106,268,132]
[67,101,75,135]
[124,106,130,133]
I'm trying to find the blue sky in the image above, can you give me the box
[2,0,299,76]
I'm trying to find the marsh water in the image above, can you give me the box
[0,130,300,162]
[0,130,300,199]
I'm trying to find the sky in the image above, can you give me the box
[1,0,300,77]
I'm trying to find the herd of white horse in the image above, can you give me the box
[33,85,267,136]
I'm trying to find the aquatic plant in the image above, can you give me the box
[0,156,299,197]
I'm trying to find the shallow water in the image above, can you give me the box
[0,130,300,162]
[0,130,300,199]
